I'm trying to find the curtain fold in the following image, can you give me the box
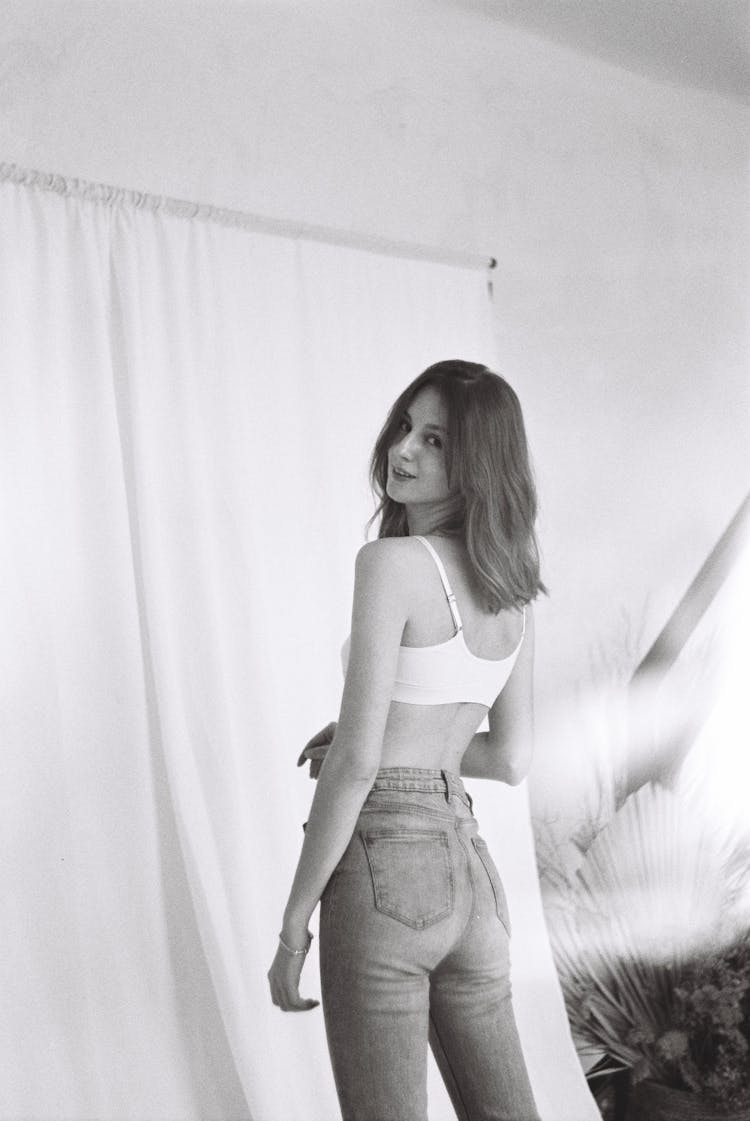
[0,169,600,1120]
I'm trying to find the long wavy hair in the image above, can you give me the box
[369,360,546,611]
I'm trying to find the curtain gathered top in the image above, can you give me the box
[0,159,495,272]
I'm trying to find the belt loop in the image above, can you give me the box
[440,769,451,803]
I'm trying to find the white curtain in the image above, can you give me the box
[0,168,599,1121]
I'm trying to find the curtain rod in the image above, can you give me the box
[0,161,497,273]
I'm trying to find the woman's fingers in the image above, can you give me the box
[283,994,320,1012]
[306,745,329,759]
[297,744,329,779]
[297,744,328,762]
[297,744,327,767]
[267,948,320,1012]
[308,721,337,748]
[296,722,337,766]
[269,978,317,1010]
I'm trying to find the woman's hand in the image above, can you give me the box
[297,721,337,778]
[267,934,320,1012]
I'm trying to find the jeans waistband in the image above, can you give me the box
[369,768,472,808]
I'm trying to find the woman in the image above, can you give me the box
[267,360,545,1121]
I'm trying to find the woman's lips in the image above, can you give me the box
[391,467,415,480]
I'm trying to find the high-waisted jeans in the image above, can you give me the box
[319,768,541,1121]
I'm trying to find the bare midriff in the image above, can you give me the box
[378,700,489,774]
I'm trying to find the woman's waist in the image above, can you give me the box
[379,707,480,773]
[377,740,466,778]
[360,767,475,821]
[370,766,465,795]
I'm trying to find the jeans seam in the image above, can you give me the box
[321,866,339,930]
[428,1009,471,1121]
[360,801,458,823]
[472,837,512,937]
[453,829,477,945]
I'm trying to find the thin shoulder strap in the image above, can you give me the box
[413,536,463,633]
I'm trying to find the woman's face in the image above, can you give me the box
[386,386,451,507]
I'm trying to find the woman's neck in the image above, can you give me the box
[405,498,461,537]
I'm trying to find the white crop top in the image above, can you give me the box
[340,536,525,707]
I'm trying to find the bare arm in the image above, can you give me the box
[268,540,410,1010]
[460,604,535,785]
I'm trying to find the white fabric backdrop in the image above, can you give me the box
[0,170,600,1120]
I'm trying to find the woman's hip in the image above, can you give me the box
[320,769,513,966]
[319,774,477,970]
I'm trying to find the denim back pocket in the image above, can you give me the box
[361,829,454,929]
[472,836,511,937]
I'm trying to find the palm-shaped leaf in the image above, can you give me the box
[548,782,745,1082]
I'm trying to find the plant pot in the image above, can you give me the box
[625,1079,750,1121]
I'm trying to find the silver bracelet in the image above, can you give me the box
[278,930,313,956]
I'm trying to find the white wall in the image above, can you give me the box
[2,0,748,819]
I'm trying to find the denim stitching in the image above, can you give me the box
[453,828,478,945]
[472,837,512,937]
[361,829,454,929]
[370,790,471,811]
[360,800,460,823]
[321,865,339,930]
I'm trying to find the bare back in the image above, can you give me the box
[379,535,526,773]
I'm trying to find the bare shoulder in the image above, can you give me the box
[355,536,427,580]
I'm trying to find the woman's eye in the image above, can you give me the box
[398,418,410,433]
[427,435,443,449]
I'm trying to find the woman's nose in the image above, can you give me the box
[395,432,417,459]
